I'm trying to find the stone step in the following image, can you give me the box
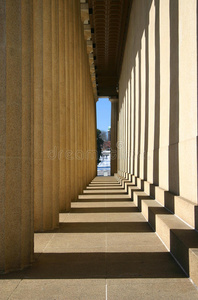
[119,172,198,284]
[190,249,198,287]
[83,189,127,194]
[156,214,198,275]
[78,193,131,200]
[90,181,119,184]
[141,199,166,229]
[89,183,120,186]
[91,178,119,184]
[86,185,124,189]
[133,191,152,210]
[80,174,198,287]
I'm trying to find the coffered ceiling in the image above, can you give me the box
[87,0,132,97]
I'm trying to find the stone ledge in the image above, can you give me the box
[117,171,198,284]
[121,172,198,230]
[190,249,198,287]
[175,196,198,229]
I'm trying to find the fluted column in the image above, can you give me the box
[59,0,66,211]
[82,37,87,189]
[74,0,80,198]
[43,0,53,229]
[33,0,44,231]
[77,3,83,195]
[34,0,59,231]
[110,98,119,175]
[64,0,71,211]
[68,0,75,201]
[147,1,155,183]
[178,0,197,202]
[0,0,33,272]
[52,0,60,226]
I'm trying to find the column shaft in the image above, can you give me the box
[43,0,53,229]
[110,99,119,175]
[74,0,80,199]
[64,0,71,211]
[68,0,75,201]
[0,0,33,272]
[34,0,59,231]
[33,0,44,231]
[52,0,60,226]
[59,0,66,211]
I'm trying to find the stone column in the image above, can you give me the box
[85,54,89,184]
[68,0,75,202]
[178,0,197,203]
[64,0,71,211]
[52,0,60,226]
[127,79,131,174]
[93,100,97,178]
[34,0,59,231]
[77,3,83,195]
[135,54,139,177]
[82,39,87,189]
[140,30,146,180]
[130,68,135,175]
[118,94,123,173]
[59,0,66,211]
[0,0,33,272]
[33,0,44,231]
[90,92,97,180]
[81,34,85,190]
[43,0,53,229]
[74,0,80,199]
[110,98,119,175]
[147,1,155,184]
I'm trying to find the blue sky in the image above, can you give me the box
[96,98,111,131]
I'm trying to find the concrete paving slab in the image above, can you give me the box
[1,176,198,299]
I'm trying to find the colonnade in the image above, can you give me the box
[117,0,198,205]
[0,0,96,273]
[1,0,197,275]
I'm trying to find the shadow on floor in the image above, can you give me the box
[76,198,131,202]
[0,252,186,280]
[69,207,139,213]
[51,222,153,233]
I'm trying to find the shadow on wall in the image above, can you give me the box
[153,0,160,186]
[118,0,152,179]
[118,0,180,195]
[169,0,179,195]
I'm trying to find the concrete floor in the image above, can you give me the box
[1,177,198,299]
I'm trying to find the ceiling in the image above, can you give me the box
[87,0,132,97]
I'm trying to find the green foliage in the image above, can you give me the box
[97,129,104,165]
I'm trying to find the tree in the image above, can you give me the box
[97,129,104,164]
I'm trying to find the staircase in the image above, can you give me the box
[113,172,198,287]
[1,175,198,299]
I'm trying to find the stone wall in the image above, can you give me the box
[118,0,197,204]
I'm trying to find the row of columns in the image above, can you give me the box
[117,0,198,204]
[0,0,97,273]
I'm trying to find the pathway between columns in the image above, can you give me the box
[1,176,198,299]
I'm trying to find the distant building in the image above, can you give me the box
[108,126,111,141]
[103,140,111,151]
